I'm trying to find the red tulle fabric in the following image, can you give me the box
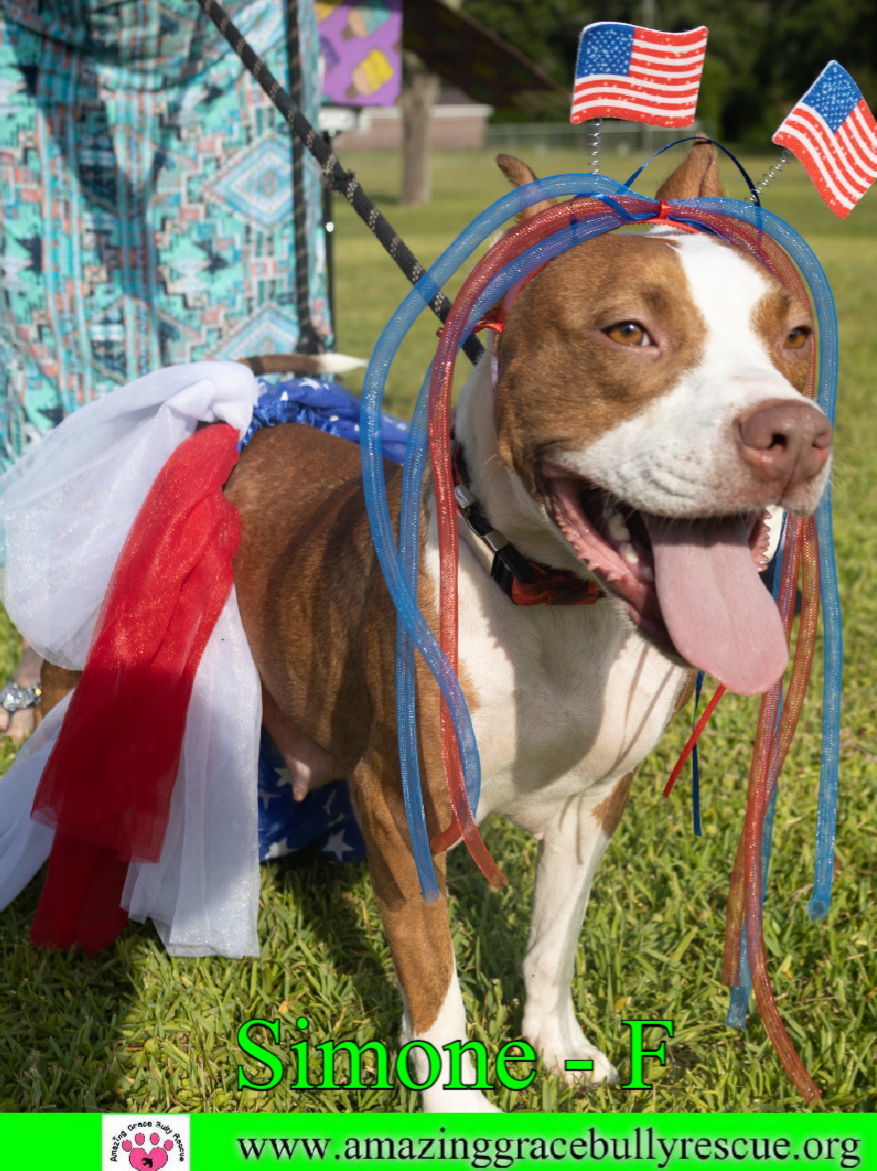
[30,423,242,953]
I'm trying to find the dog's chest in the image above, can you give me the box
[449,541,688,826]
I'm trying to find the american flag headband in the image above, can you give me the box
[483,138,771,335]
[570,24,877,220]
[439,166,838,467]
[360,164,841,906]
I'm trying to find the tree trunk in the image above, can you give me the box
[400,56,439,207]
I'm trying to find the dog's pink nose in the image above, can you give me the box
[736,399,832,493]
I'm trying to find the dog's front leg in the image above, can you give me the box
[354,754,501,1113]
[521,773,634,1087]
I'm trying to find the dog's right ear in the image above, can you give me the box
[496,154,555,221]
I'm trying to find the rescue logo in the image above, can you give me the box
[102,1116,189,1171]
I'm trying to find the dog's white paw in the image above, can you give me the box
[525,1017,619,1087]
[420,1086,502,1113]
[555,1042,619,1087]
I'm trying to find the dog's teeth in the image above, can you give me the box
[621,541,640,565]
[607,513,631,543]
[641,565,654,582]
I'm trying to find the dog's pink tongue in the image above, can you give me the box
[645,514,788,696]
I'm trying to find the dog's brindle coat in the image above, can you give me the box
[223,144,831,1111]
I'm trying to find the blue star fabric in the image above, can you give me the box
[241,375,410,463]
[257,729,366,864]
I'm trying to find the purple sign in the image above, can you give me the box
[317,0,402,107]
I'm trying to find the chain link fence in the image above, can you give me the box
[486,120,706,157]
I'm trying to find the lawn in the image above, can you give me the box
[0,146,874,1114]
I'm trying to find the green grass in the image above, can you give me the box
[1,148,875,1114]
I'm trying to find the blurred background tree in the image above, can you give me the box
[461,0,877,142]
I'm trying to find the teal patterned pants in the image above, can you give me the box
[0,0,330,467]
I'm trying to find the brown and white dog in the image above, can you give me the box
[224,143,832,1111]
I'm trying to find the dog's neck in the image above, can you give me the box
[452,349,588,579]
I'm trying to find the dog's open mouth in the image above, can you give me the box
[539,462,788,696]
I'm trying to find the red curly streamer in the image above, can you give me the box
[664,684,727,798]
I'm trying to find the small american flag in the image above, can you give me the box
[772,61,877,218]
[570,22,708,129]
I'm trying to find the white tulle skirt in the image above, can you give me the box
[0,361,264,956]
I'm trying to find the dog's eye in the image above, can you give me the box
[604,321,651,347]
[786,326,812,350]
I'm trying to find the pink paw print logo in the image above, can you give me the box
[121,1132,174,1171]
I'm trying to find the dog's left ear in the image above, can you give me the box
[496,154,555,221]
[654,138,723,201]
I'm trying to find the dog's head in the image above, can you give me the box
[490,144,833,695]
